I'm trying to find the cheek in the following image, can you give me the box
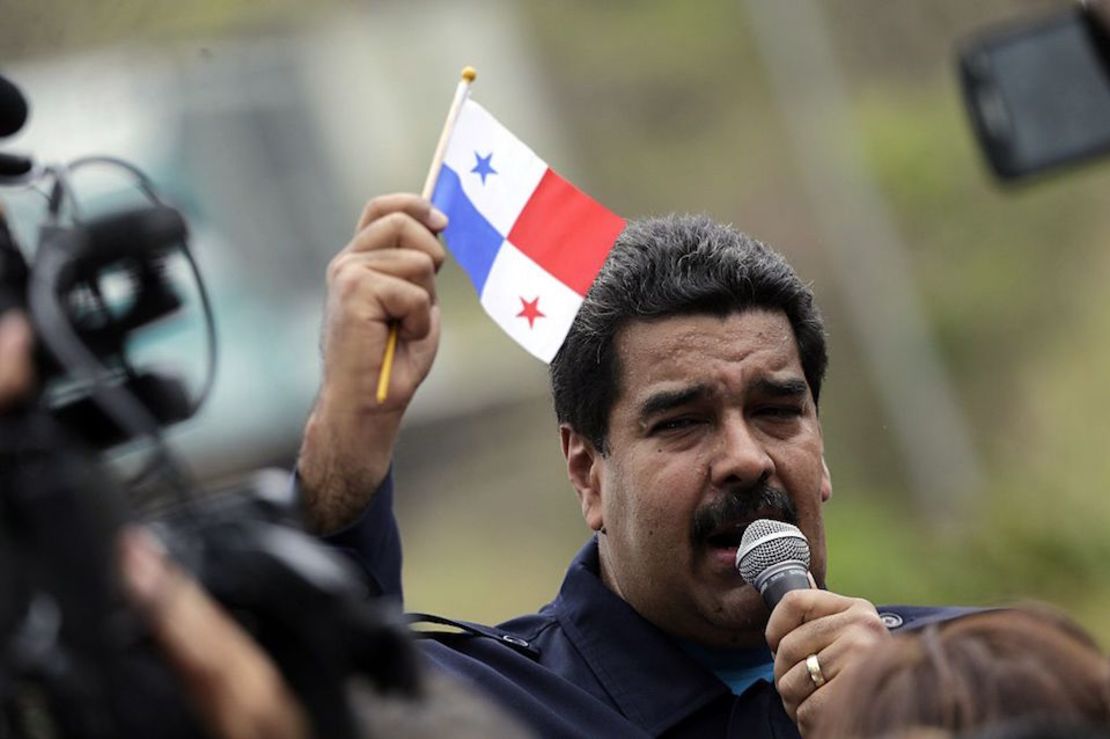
[772,439,825,494]
[637,463,708,542]
[607,456,701,542]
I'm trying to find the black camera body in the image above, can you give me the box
[1,204,194,449]
[959,3,1110,181]
[0,74,421,738]
[1,405,421,739]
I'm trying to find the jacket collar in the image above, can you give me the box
[550,537,731,735]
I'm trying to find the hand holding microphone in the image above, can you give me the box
[737,519,891,736]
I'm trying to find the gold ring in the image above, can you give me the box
[806,653,826,688]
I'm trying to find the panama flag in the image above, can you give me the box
[431,99,625,362]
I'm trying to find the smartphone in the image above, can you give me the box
[958,6,1110,181]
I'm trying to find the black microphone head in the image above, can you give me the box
[735,519,810,586]
[0,74,29,138]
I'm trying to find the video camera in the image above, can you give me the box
[959,0,1110,181]
[0,74,421,738]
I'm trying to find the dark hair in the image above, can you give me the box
[550,214,827,452]
[815,606,1110,739]
[964,718,1110,739]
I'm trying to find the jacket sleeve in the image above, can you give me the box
[305,469,404,601]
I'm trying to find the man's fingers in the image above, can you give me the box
[0,311,34,406]
[346,209,448,269]
[767,590,891,731]
[370,273,435,341]
[326,263,434,343]
[778,634,887,732]
[773,599,885,676]
[775,638,857,711]
[794,685,832,737]
[118,528,310,739]
[772,599,883,665]
[328,248,439,307]
[354,193,448,238]
[766,589,867,654]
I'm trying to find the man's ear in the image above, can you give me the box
[560,424,605,532]
[820,455,833,503]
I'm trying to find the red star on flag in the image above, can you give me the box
[516,296,545,329]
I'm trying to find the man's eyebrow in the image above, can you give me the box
[753,377,809,398]
[638,385,710,420]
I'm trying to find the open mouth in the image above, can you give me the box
[701,520,754,571]
[705,525,745,550]
[700,506,790,553]
[690,483,799,566]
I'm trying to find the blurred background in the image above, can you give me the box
[4,0,1110,641]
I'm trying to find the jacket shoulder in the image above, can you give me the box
[407,608,561,662]
[874,604,987,632]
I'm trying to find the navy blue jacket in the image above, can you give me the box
[323,473,975,738]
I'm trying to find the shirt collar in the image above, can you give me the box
[550,536,731,734]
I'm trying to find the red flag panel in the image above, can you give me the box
[507,169,625,297]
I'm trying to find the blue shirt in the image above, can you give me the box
[679,642,775,696]
[320,471,978,738]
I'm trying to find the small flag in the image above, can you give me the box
[431,99,625,362]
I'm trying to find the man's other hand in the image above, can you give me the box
[297,194,447,533]
[118,527,310,739]
[765,589,891,736]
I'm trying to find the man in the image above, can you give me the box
[299,194,969,738]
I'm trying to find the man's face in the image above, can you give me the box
[563,309,830,648]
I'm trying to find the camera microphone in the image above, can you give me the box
[0,154,32,178]
[735,519,812,610]
[0,74,29,138]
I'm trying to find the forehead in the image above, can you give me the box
[612,309,804,401]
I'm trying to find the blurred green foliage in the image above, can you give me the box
[0,0,317,59]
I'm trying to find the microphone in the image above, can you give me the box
[0,74,29,138]
[735,519,812,610]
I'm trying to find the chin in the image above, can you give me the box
[697,586,770,646]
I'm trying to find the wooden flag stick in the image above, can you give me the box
[376,66,477,404]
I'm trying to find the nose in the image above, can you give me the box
[710,413,774,490]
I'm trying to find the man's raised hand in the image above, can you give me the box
[298,194,447,533]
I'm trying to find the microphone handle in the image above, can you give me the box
[759,566,812,610]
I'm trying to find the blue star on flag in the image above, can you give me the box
[471,151,497,185]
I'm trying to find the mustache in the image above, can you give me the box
[690,480,798,545]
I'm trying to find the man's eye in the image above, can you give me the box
[757,405,803,419]
[651,417,700,434]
